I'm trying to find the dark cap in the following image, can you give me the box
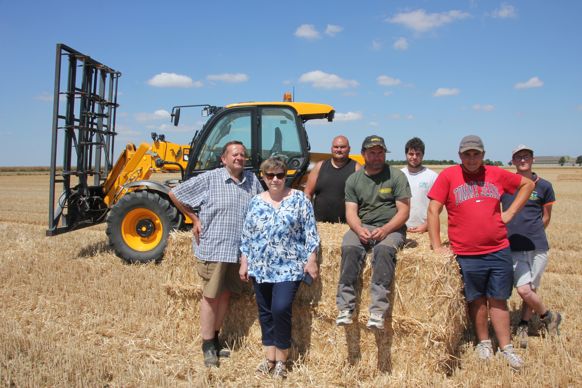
[459,135,484,153]
[512,144,534,157]
[362,135,388,152]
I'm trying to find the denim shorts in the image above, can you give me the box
[456,248,513,302]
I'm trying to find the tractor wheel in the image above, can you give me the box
[106,191,179,263]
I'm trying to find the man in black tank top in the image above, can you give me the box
[304,135,362,223]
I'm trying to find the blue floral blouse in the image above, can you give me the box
[240,189,320,283]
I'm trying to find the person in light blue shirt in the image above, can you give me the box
[239,157,319,378]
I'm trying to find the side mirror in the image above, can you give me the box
[327,110,335,122]
[171,108,181,126]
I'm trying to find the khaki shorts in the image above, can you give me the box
[195,258,242,298]
[512,250,548,290]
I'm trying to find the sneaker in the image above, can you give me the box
[542,311,562,336]
[516,325,529,349]
[336,309,353,326]
[499,344,524,370]
[272,361,287,378]
[203,347,218,368]
[366,313,385,330]
[255,359,275,375]
[475,339,493,360]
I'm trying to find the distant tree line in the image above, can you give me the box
[388,159,504,166]
[558,156,582,166]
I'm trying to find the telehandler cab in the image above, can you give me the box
[47,44,335,263]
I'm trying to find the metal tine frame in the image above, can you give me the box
[47,43,121,235]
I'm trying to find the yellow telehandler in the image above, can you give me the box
[47,44,338,263]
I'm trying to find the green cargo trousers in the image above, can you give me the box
[336,224,405,316]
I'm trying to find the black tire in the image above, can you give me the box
[106,191,179,263]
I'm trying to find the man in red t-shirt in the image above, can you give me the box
[427,135,534,370]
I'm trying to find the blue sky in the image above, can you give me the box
[1,0,581,166]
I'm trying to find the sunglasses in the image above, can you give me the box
[263,172,286,180]
[513,154,532,161]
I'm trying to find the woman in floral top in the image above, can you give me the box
[239,157,320,378]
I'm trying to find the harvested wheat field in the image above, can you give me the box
[1,168,581,387]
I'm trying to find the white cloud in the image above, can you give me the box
[148,72,200,88]
[35,92,69,102]
[393,37,409,50]
[325,24,343,37]
[115,124,141,137]
[372,39,383,51]
[377,75,402,87]
[384,91,393,96]
[492,3,517,19]
[514,76,543,89]
[389,113,414,120]
[433,87,460,97]
[334,111,363,121]
[308,111,362,126]
[154,122,203,133]
[387,9,470,32]
[207,73,249,83]
[135,109,170,123]
[35,91,54,102]
[299,70,359,89]
[472,104,495,112]
[295,24,320,40]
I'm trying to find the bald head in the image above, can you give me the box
[332,135,349,147]
[331,135,351,164]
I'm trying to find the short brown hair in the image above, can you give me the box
[221,141,246,157]
[260,156,288,174]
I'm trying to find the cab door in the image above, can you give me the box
[257,106,309,185]
[185,107,258,179]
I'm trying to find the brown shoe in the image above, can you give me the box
[516,325,528,349]
[542,311,562,336]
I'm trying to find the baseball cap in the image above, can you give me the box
[512,144,534,157]
[458,135,484,153]
[362,135,388,152]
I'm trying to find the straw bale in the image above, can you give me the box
[2,173,581,386]
[164,223,467,381]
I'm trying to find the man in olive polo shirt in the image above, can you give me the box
[335,135,411,330]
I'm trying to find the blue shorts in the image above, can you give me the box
[456,248,513,302]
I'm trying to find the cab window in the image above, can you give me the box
[260,107,302,162]
[195,111,251,170]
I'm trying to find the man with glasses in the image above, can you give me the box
[335,135,411,330]
[501,145,562,348]
[427,135,534,370]
[169,141,263,367]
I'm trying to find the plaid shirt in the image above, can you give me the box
[171,168,263,263]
